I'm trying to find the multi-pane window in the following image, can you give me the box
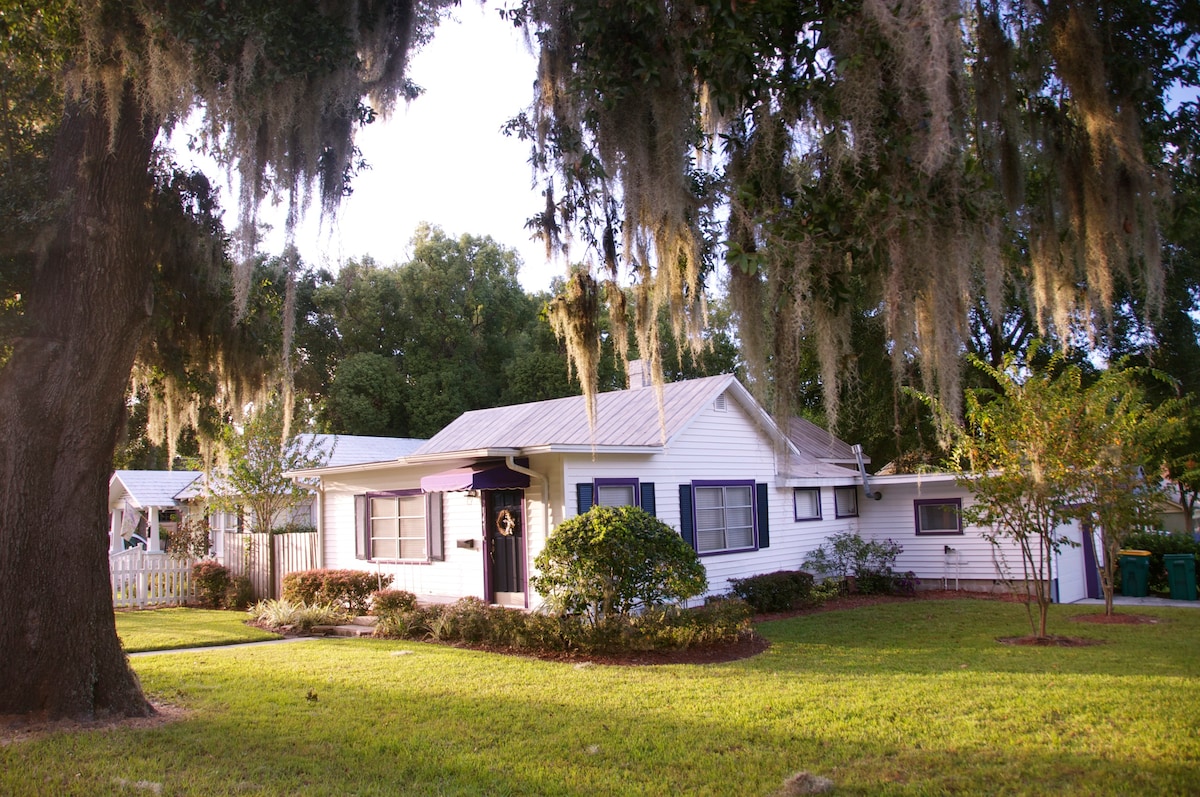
[694,483,755,553]
[915,498,963,535]
[369,493,427,560]
[834,486,859,518]
[793,487,821,521]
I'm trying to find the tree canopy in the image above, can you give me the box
[514,0,1197,429]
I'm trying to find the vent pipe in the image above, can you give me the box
[852,444,882,500]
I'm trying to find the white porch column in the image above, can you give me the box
[147,505,162,553]
[109,509,123,553]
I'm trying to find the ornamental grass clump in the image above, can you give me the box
[248,599,347,631]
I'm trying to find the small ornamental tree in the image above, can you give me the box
[532,505,707,626]
[950,351,1085,639]
[210,397,328,536]
[1068,367,1171,615]
[950,350,1168,636]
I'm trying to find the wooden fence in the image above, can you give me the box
[110,549,195,608]
[223,530,319,600]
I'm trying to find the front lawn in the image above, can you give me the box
[5,599,1198,795]
[116,607,280,652]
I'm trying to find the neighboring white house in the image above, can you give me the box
[108,470,204,553]
[108,434,426,560]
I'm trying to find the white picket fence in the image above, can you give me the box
[110,549,196,608]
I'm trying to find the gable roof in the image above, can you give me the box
[413,374,786,455]
[109,470,203,508]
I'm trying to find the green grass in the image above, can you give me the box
[115,608,280,652]
[5,600,1199,795]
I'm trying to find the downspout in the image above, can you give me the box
[504,456,550,539]
[315,481,326,569]
[504,455,550,610]
[852,444,882,501]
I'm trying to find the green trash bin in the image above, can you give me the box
[1164,553,1197,601]
[1118,550,1151,597]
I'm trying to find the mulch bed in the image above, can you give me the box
[455,590,1025,666]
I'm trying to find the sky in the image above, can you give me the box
[257,5,558,292]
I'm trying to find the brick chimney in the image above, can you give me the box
[627,359,651,389]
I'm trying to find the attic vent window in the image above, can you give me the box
[714,395,727,412]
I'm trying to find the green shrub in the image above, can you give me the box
[272,522,317,535]
[532,505,707,625]
[804,532,909,595]
[282,569,393,614]
[1118,530,1200,594]
[371,588,417,615]
[223,575,254,609]
[192,560,231,608]
[729,570,818,613]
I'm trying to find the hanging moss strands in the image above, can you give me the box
[521,0,1174,434]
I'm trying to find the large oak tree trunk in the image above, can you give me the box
[0,86,158,719]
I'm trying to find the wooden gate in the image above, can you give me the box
[222,530,319,600]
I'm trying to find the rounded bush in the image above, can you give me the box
[192,560,231,608]
[532,505,707,625]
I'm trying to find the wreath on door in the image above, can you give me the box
[495,508,518,537]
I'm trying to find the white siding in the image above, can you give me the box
[856,479,1010,587]
[560,397,857,597]
[858,475,1083,600]
[320,459,557,603]
[1053,520,1088,604]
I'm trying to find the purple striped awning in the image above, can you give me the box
[419,462,530,493]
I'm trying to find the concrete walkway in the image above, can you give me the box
[1071,595,1200,609]
[128,636,318,658]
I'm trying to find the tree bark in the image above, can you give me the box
[0,85,158,719]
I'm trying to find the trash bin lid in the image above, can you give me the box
[1118,549,1152,556]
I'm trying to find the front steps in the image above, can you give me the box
[313,615,377,638]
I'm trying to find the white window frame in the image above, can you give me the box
[368,491,429,561]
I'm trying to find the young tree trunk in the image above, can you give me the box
[0,87,158,719]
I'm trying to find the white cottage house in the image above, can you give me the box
[290,364,1096,608]
[289,365,870,608]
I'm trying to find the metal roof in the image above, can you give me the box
[295,434,426,467]
[786,417,865,465]
[784,450,861,480]
[109,470,203,508]
[414,374,745,454]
